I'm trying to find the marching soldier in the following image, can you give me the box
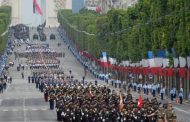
[148,104,165,122]
[44,88,48,102]
[165,102,176,122]
[49,94,55,110]
[127,90,132,101]
[30,71,177,122]
[56,100,63,121]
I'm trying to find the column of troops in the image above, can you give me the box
[28,71,177,122]
[20,44,62,69]
[17,52,64,58]
[27,58,60,69]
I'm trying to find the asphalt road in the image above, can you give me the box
[0,28,190,122]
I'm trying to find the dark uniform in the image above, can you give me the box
[49,94,55,110]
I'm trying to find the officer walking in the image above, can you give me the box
[143,83,147,94]
[170,89,174,101]
[152,84,156,97]
[179,91,183,104]
[160,87,165,100]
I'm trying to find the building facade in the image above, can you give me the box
[47,0,72,27]
[72,0,84,13]
[0,0,21,26]
[88,0,138,13]
[0,0,10,6]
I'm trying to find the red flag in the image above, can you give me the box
[143,67,149,75]
[179,68,185,78]
[163,68,167,77]
[168,68,173,77]
[158,67,163,76]
[138,95,143,108]
[118,93,124,112]
[151,67,157,75]
[96,6,101,13]
[33,0,42,15]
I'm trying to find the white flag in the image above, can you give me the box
[179,56,186,67]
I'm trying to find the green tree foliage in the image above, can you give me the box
[58,0,190,62]
[0,6,11,54]
[0,33,8,55]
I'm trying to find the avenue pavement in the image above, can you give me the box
[0,28,189,121]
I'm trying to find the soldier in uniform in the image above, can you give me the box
[165,102,176,122]
[56,100,63,121]
[49,94,55,110]
[44,87,49,102]
[31,71,177,122]
[148,104,165,122]
[127,90,132,101]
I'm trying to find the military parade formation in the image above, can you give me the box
[0,24,178,121]
[18,28,176,122]
[27,70,177,122]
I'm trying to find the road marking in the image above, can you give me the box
[0,108,51,112]
[31,108,38,111]
[12,109,18,112]
[2,109,8,112]
[41,108,48,111]
[23,98,26,122]
[173,106,190,115]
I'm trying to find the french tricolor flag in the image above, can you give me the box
[100,52,109,67]
[147,51,165,67]
[33,0,42,15]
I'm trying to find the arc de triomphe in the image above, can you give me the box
[3,0,71,27]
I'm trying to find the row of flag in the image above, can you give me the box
[78,50,188,78]
[63,22,189,79]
